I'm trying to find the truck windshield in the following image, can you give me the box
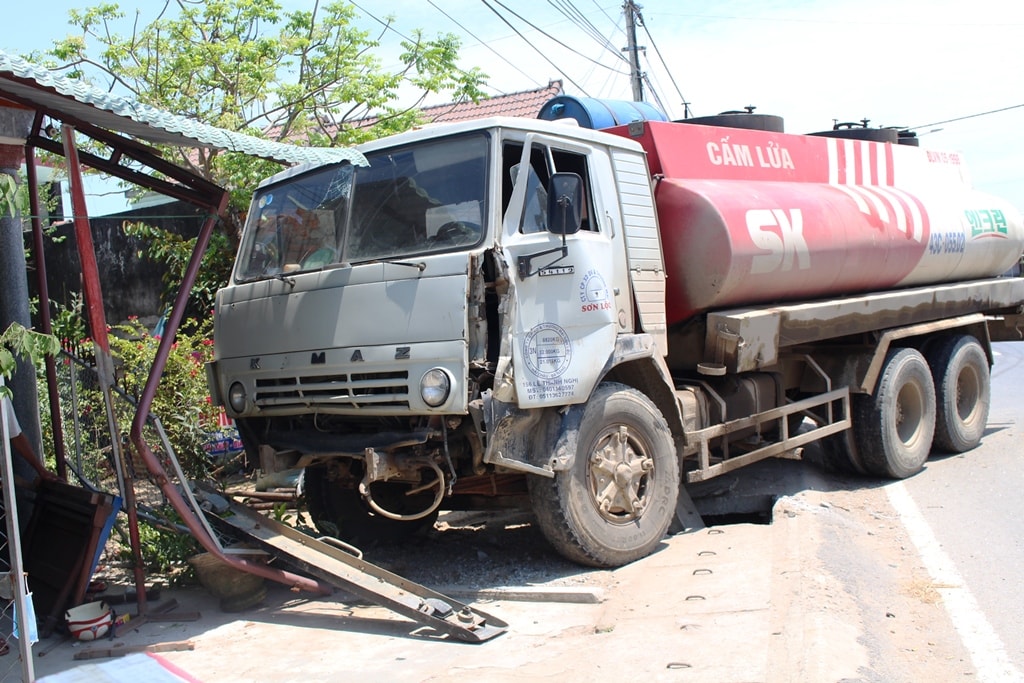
[235,133,489,281]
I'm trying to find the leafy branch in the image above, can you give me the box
[0,323,61,400]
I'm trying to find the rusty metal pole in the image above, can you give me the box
[25,113,68,479]
[61,124,150,613]
[127,193,331,596]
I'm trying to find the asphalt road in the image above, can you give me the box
[899,341,1024,678]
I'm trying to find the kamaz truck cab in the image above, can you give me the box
[208,117,677,567]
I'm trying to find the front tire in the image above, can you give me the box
[528,383,679,568]
[927,335,990,453]
[853,348,935,479]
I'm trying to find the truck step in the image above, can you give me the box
[204,497,507,643]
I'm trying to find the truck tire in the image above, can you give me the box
[303,465,438,545]
[820,431,867,475]
[852,348,935,479]
[927,335,990,453]
[528,382,679,567]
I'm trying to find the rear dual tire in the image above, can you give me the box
[927,335,990,454]
[849,336,990,479]
[853,348,935,480]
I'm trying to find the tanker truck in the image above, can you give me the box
[206,98,1024,567]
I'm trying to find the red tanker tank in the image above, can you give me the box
[605,120,1024,325]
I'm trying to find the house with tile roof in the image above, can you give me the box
[416,79,564,123]
[355,80,564,128]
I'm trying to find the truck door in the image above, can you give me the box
[497,134,619,408]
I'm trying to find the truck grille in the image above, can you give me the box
[254,370,410,409]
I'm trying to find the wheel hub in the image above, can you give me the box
[588,426,654,522]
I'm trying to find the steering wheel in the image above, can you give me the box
[301,247,336,270]
[433,221,481,245]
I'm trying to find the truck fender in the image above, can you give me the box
[549,403,587,472]
[599,334,688,438]
[482,393,563,477]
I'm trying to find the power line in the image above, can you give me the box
[638,10,689,116]
[908,103,1024,131]
[487,0,623,73]
[547,0,624,63]
[348,0,487,91]
[477,0,591,94]
[426,0,536,91]
[548,0,630,95]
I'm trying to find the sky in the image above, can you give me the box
[4,0,1024,211]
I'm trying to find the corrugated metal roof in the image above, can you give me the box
[0,50,365,167]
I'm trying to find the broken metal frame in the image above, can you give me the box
[207,493,508,643]
[6,81,507,640]
[8,102,337,615]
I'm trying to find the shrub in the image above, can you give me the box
[107,316,221,481]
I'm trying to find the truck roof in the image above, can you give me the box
[355,115,646,154]
[257,116,646,189]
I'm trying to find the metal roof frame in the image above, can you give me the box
[0,50,369,621]
[0,50,365,170]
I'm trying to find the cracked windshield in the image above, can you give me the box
[237,134,489,281]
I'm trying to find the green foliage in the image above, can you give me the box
[0,174,18,218]
[116,512,199,582]
[0,322,61,399]
[121,221,234,319]
[49,293,88,350]
[106,317,221,479]
[45,0,487,216]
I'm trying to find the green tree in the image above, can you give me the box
[0,323,60,400]
[44,0,487,225]
[38,0,487,316]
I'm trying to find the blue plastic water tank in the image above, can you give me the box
[537,96,668,130]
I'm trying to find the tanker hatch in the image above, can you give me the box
[808,119,918,144]
[676,105,785,133]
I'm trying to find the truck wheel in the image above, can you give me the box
[303,465,439,545]
[820,432,867,475]
[528,382,679,567]
[927,335,990,453]
[853,348,935,479]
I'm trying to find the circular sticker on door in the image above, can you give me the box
[523,322,572,380]
[579,269,611,313]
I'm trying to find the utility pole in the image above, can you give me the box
[623,1,644,102]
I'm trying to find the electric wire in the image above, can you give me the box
[426,0,538,89]
[547,0,624,62]
[638,9,690,115]
[908,104,1024,131]
[553,1,629,95]
[347,0,491,94]
[477,0,590,94]
[486,0,621,73]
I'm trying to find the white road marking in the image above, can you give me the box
[887,481,1024,682]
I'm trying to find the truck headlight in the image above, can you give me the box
[420,368,452,408]
[228,382,247,413]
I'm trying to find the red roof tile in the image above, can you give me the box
[263,81,564,145]
[423,80,563,123]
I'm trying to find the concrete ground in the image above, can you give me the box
[19,459,971,682]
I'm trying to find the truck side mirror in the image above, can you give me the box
[546,172,583,235]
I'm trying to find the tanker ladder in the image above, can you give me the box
[202,490,508,643]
